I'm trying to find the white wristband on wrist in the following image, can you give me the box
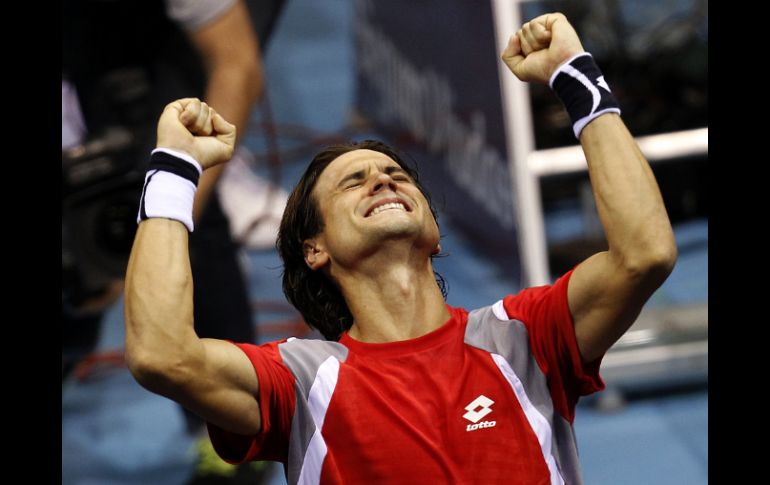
[136,148,202,232]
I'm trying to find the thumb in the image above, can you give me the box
[212,112,236,155]
[212,112,236,140]
[501,34,524,68]
[501,33,534,81]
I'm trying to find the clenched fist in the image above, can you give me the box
[501,12,585,84]
[156,98,237,169]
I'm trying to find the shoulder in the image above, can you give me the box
[228,337,348,371]
[235,337,348,362]
[277,337,349,365]
[501,270,574,322]
[461,272,574,351]
[266,338,350,391]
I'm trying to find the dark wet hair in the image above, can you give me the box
[276,140,446,341]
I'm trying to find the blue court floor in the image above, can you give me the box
[62,1,708,483]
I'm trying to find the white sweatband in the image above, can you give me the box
[136,148,203,232]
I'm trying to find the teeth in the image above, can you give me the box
[371,202,405,216]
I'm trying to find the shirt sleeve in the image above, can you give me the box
[165,0,237,31]
[206,340,296,464]
[502,269,604,422]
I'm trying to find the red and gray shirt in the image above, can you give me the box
[208,270,604,484]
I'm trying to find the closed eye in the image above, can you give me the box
[337,169,366,190]
[385,166,413,183]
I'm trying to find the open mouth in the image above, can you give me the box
[365,199,412,217]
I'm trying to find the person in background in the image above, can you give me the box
[63,1,285,483]
[63,0,263,398]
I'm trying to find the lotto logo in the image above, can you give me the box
[466,420,496,432]
[463,395,494,423]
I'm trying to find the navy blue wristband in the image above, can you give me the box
[549,53,621,138]
[146,151,201,186]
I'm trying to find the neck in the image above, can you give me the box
[334,248,449,343]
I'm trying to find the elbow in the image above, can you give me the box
[125,349,168,391]
[646,248,677,284]
[622,243,678,286]
[125,348,193,395]
[652,236,678,276]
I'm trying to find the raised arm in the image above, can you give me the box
[501,13,677,363]
[124,98,262,434]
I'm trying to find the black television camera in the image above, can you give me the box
[62,125,147,309]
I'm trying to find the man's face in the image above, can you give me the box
[305,149,440,270]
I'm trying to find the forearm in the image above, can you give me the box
[205,62,263,133]
[580,114,676,272]
[190,0,264,220]
[194,65,263,220]
[124,218,202,386]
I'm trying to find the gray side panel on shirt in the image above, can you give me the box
[464,304,583,485]
[278,339,349,485]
